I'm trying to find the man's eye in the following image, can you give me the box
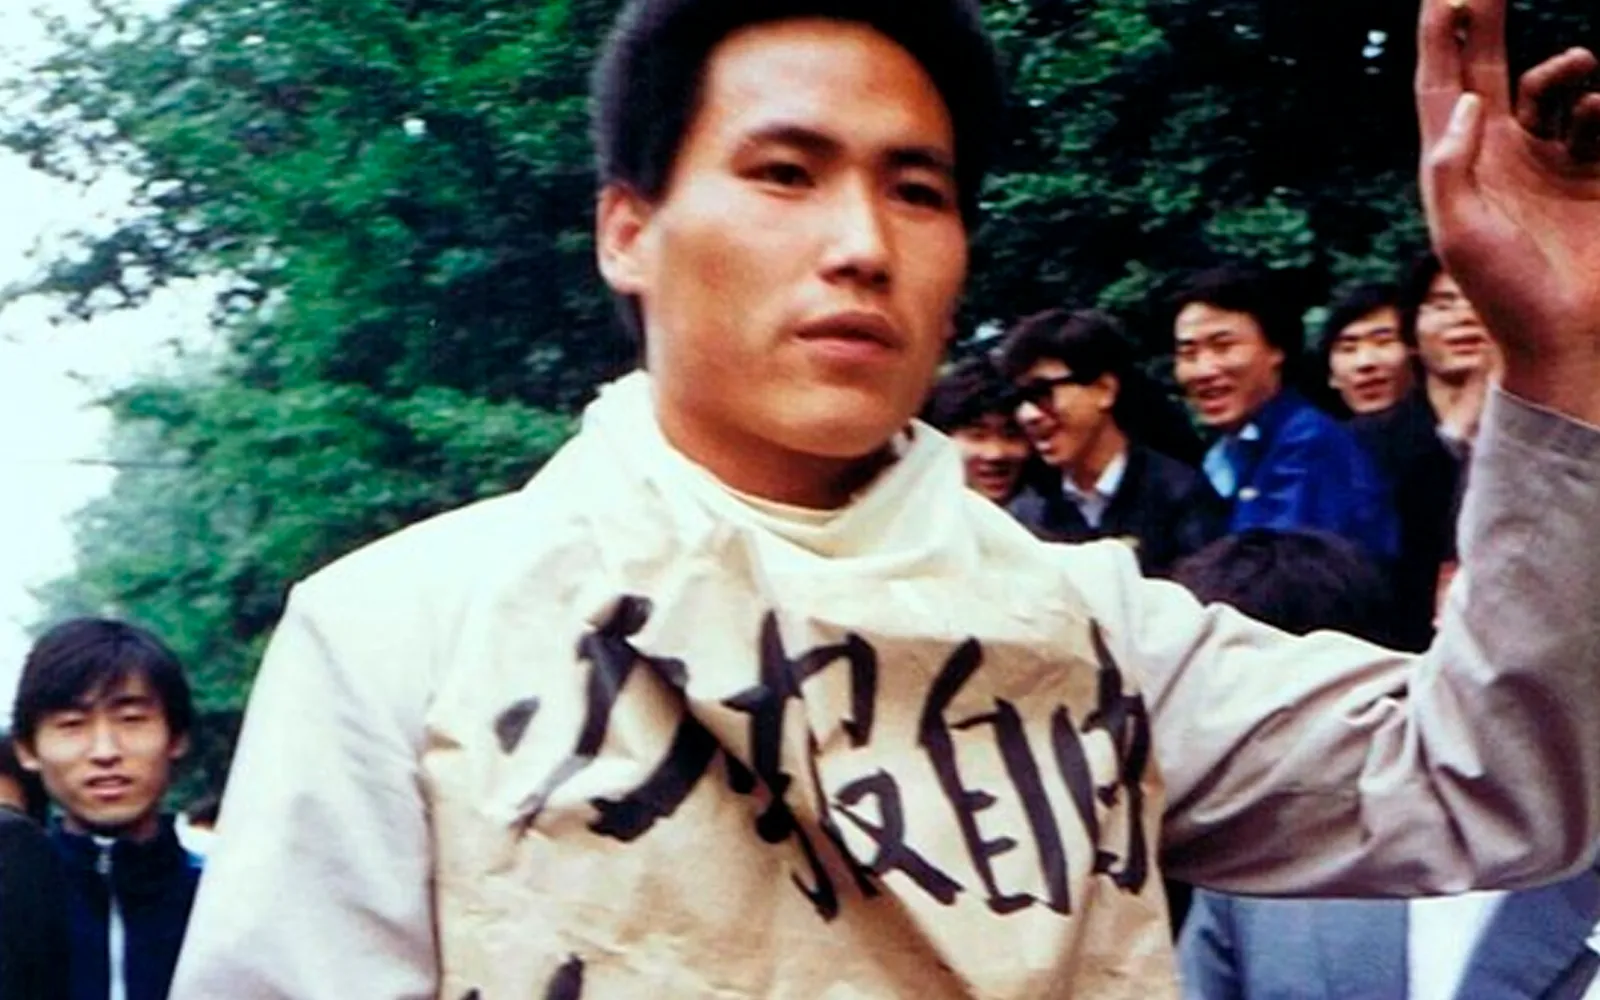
[896,181,951,210]
[753,161,811,188]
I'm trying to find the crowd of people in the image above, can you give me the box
[924,252,1497,652]
[5,0,1600,996]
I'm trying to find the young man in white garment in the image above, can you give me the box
[171,0,1600,996]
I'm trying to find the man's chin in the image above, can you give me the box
[69,808,156,840]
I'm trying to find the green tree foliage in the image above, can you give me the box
[3,0,1595,776]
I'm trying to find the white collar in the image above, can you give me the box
[1061,447,1129,503]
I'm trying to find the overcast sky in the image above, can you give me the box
[0,0,206,712]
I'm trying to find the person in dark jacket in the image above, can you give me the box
[1171,263,1399,561]
[13,618,203,1000]
[997,308,1225,576]
[1317,282,1415,418]
[1347,253,1499,650]
[0,733,71,1000]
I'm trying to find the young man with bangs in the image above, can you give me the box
[921,354,1033,505]
[173,0,1600,996]
[14,618,202,1000]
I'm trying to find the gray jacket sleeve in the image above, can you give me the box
[1064,388,1600,896]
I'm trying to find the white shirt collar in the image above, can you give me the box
[1060,449,1128,529]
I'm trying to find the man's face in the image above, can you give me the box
[1414,272,1493,382]
[19,673,186,840]
[1013,359,1117,475]
[1173,302,1284,433]
[598,19,967,482]
[949,413,1030,503]
[1328,305,1413,414]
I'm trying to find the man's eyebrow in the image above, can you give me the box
[886,146,957,178]
[737,123,842,158]
[1176,328,1238,345]
[737,123,955,176]
[102,692,158,710]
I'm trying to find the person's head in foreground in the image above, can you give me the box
[1172,529,1397,645]
[1401,252,1497,388]
[1171,264,1302,434]
[12,618,193,841]
[1320,283,1414,416]
[593,0,1002,509]
[922,355,1032,503]
[997,308,1135,488]
[0,733,50,823]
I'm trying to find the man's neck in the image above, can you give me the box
[1067,425,1129,493]
[1427,370,1490,437]
[64,811,163,845]
[656,408,895,511]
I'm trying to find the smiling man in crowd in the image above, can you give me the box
[172,0,1600,996]
[921,355,1033,505]
[1320,282,1414,417]
[14,618,202,1000]
[1173,264,1400,560]
[1000,308,1223,576]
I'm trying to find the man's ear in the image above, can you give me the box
[1095,373,1120,411]
[168,732,191,763]
[14,740,41,774]
[597,184,652,296]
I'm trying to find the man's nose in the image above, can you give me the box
[973,438,1007,460]
[1016,399,1049,427]
[1185,354,1223,384]
[87,719,122,763]
[819,177,892,291]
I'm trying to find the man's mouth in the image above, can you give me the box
[85,776,133,795]
[795,311,904,353]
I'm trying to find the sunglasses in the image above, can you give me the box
[1011,373,1093,411]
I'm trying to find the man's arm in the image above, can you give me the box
[169,586,439,999]
[1067,387,1600,896]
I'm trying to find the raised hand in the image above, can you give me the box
[1416,0,1600,422]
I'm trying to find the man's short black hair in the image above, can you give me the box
[592,0,1005,343]
[996,308,1134,385]
[1398,252,1446,348]
[1318,282,1401,362]
[12,618,194,748]
[1170,263,1304,356]
[922,355,1017,433]
[0,733,50,823]
[593,0,1001,217]
[1172,529,1397,645]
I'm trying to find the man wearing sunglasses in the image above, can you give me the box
[1000,309,1224,576]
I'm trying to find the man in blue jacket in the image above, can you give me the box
[1173,264,1399,560]
[13,618,203,1000]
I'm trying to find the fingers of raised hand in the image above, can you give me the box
[1418,0,1512,146]
[1572,92,1600,165]
[1423,94,1489,243]
[1515,48,1600,141]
